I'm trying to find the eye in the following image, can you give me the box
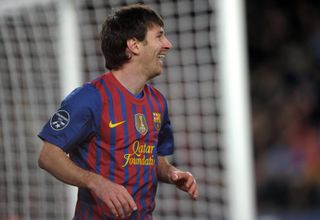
[157,31,165,39]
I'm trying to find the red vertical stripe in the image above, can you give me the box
[124,99,137,205]
[111,87,125,185]
[86,137,97,172]
[95,79,111,178]
[144,100,155,214]
[91,78,112,217]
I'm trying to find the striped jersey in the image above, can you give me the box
[38,72,174,220]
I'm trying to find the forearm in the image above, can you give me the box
[157,156,179,183]
[38,141,137,218]
[158,155,199,200]
[38,141,97,189]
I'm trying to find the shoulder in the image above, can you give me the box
[61,82,102,112]
[90,72,112,89]
[145,83,167,102]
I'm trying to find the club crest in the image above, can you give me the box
[135,113,148,136]
[153,112,161,131]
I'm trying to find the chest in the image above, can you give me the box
[98,96,163,147]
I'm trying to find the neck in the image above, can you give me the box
[112,65,147,96]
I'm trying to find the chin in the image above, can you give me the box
[148,71,162,80]
[154,70,162,77]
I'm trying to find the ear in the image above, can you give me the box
[127,38,140,55]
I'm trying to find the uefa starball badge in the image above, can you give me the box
[50,110,70,131]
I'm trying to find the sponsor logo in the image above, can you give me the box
[50,110,70,131]
[122,140,155,167]
[135,113,148,135]
[109,120,126,128]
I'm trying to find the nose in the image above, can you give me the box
[163,36,172,50]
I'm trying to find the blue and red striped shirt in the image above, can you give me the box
[38,72,174,220]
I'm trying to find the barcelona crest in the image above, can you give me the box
[135,113,148,135]
[153,112,161,131]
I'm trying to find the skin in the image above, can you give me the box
[38,25,198,219]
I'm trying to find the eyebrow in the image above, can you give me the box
[158,30,165,35]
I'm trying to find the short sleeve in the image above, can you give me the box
[38,84,102,153]
[157,100,174,156]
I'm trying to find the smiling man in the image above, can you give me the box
[38,4,198,220]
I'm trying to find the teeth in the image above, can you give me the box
[158,54,165,58]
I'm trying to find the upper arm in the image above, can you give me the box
[157,99,174,156]
[38,85,102,152]
[38,140,94,188]
[38,141,68,170]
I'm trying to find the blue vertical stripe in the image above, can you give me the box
[100,79,116,181]
[81,204,86,220]
[146,94,158,208]
[139,106,149,219]
[70,143,89,170]
[94,89,103,174]
[131,105,141,213]
[88,206,93,220]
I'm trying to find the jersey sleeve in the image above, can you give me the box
[157,99,174,156]
[38,84,102,153]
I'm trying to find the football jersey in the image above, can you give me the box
[38,72,174,220]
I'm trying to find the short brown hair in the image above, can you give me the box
[100,4,164,70]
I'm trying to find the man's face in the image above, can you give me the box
[139,25,172,79]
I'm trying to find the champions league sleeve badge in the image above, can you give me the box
[50,110,70,131]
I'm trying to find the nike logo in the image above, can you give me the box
[109,120,126,128]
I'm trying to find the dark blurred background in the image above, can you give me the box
[246,0,320,219]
